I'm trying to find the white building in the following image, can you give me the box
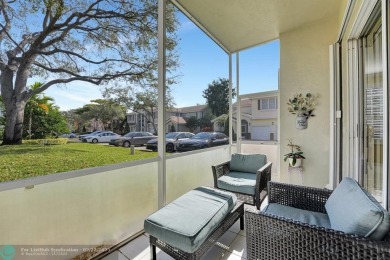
[212,90,279,141]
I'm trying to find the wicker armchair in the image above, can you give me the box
[245,182,390,260]
[212,157,272,210]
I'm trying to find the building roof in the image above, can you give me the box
[167,116,187,124]
[234,99,252,107]
[239,90,279,99]
[169,104,209,114]
[172,0,345,53]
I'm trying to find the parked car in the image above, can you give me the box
[60,133,77,138]
[176,132,229,152]
[81,131,109,142]
[146,132,195,152]
[79,131,100,140]
[84,131,120,143]
[109,132,156,147]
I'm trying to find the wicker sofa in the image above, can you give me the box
[245,180,390,260]
[212,153,272,209]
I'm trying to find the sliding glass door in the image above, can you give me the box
[359,4,385,204]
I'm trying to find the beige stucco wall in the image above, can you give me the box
[279,16,339,188]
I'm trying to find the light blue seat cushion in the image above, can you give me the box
[230,153,267,174]
[262,203,331,228]
[144,186,237,253]
[325,177,390,240]
[217,171,256,195]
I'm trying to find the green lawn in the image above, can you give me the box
[0,143,158,182]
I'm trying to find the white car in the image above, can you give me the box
[84,132,121,143]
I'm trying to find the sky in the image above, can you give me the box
[45,12,280,111]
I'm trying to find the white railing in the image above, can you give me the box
[166,145,233,203]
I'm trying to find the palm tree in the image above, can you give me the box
[26,82,54,139]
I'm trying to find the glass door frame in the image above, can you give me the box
[347,0,389,209]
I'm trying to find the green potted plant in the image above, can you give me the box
[287,93,317,129]
[284,139,305,167]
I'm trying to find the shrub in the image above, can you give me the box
[22,138,68,145]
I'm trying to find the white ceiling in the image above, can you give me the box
[172,0,346,53]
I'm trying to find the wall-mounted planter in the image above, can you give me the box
[287,93,317,130]
[288,158,302,168]
[296,115,308,130]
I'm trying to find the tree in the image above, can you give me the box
[0,0,179,144]
[202,78,236,116]
[214,114,228,131]
[0,97,4,138]
[73,99,126,132]
[197,113,215,132]
[25,82,53,139]
[132,89,175,134]
[62,109,80,133]
[104,87,175,134]
[23,96,68,139]
[223,116,236,141]
[186,116,198,133]
[87,99,126,131]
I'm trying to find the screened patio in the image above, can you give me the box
[2,0,390,259]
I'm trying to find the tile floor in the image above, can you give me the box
[101,216,248,260]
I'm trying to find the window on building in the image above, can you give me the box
[258,97,277,110]
[128,114,136,122]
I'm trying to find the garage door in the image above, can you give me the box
[251,126,271,140]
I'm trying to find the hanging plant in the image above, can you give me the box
[287,93,317,129]
[287,93,317,117]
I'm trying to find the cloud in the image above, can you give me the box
[45,83,103,111]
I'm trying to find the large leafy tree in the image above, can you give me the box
[202,78,236,116]
[73,99,126,133]
[87,99,126,131]
[103,87,175,134]
[0,0,179,144]
[132,89,174,134]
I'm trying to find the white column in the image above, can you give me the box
[157,0,167,209]
[236,52,241,153]
[229,54,233,146]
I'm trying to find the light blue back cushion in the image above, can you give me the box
[230,153,267,174]
[325,177,390,240]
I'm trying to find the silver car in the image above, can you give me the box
[109,132,156,147]
[84,132,121,143]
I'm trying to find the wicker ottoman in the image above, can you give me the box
[144,186,244,260]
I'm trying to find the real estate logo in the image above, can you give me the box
[0,245,15,260]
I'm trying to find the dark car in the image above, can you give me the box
[176,132,229,152]
[146,132,195,152]
[109,132,156,147]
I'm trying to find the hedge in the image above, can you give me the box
[22,138,68,145]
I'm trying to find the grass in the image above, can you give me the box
[0,143,158,182]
